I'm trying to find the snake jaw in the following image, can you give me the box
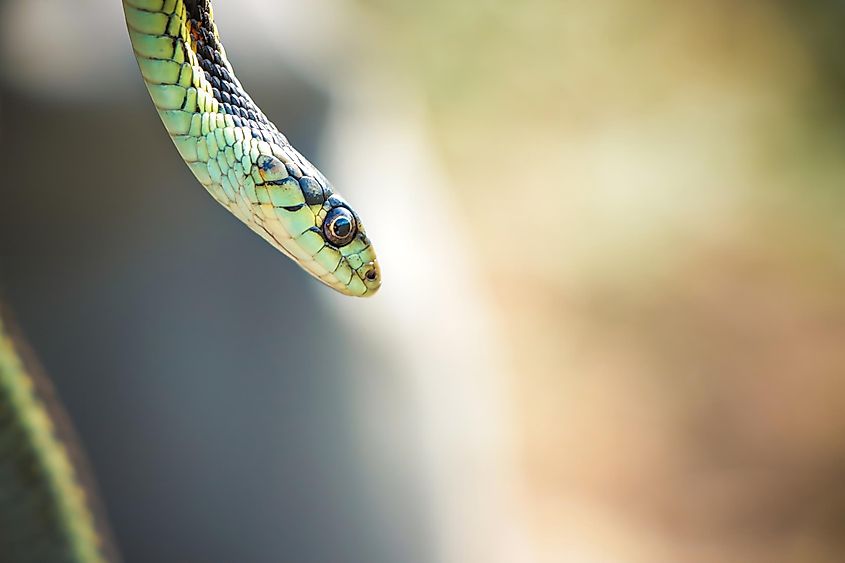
[261,178,380,297]
[319,228,380,297]
[253,184,380,297]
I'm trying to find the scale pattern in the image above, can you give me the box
[123,0,381,296]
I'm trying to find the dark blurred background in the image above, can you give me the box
[2,0,845,562]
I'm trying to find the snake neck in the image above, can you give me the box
[184,0,283,143]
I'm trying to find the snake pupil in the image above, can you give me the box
[323,206,357,247]
[333,217,352,238]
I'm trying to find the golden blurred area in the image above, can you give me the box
[357,0,845,560]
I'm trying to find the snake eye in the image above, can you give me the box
[323,206,357,247]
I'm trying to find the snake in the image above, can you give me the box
[0,0,381,560]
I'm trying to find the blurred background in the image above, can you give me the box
[1,0,844,561]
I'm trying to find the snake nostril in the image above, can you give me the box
[365,269,378,281]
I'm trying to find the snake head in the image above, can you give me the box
[255,154,381,297]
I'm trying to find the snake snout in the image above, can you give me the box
[361,261,381,294]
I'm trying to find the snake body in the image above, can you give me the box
[0,312,109,563]
[124,0,381,296]
[1,2,381,561]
